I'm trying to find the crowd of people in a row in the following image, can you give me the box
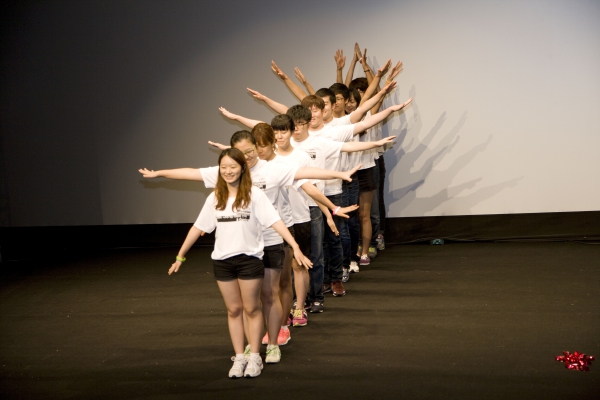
[139,44,412,378]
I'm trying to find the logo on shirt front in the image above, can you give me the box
[306,149,316,159]
[253,180,266,190]
[217,210,251,222]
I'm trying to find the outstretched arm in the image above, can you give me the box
[271,219,313,268]
[335,49,346,84]
[139,168,203,181]
[318,202,339,236]
[168,226,205,275]
[352,98,413,135]
[294,67,315,95]
[271,60,308,101]
[350,80,396,124]
[219,107,262,129]
[247,88,289,114]
[301,182,359,219]
[341,136,397,153]
[345,43,361,87]
[294,163,361,183]
[359,47,375,84]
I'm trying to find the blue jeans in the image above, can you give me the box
[370,159,381,247]
[323,193,346,284]
[342,175,360,264]
[308,206,324,303]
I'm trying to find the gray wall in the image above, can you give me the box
[2,0,599,226]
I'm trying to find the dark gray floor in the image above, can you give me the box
[1,242,599,399]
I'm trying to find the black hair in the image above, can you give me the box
[315,88,336,106]
[349,77,368,93]
[329,82,350,101]
[271,114,294,132]
[229,130,256,147]
[286,105,312,124]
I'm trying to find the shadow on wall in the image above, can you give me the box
[383,85,523,217]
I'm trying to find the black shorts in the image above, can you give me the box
[358,166,376,192]
[212,254,264,281]
[282,225,295,248]
[263,243,285,269]
[293,221,311,256]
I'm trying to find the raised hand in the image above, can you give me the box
[387,61,403,82]
[294,67,308,85]
[208,141,230,151]
[219,106,238,120]
[376,59,392,78]
[271,60,288,80]
[359,48,368,66]
[139,168,160,178]
[335,49,346,70]
[354,42,363,60]
[381,81,397,95]
[247,88,265,101]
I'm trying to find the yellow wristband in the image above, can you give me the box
[176,256,186,262]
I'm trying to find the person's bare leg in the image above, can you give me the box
[279,247,293,326]
[261,268,282,346]
[359,190,374,257]
[217,278,261,354]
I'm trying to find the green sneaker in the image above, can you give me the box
[265,345,281,364]
[368,246,377,258]
[243,344,251,361]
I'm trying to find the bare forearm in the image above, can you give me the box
[345,56,358,87]
[283,78,308,101]
[177,226,203,258]
[353,107,392,134]
[272,219,299,249]
[264,96,289,114]
[302,183,337,211]
[156,168,204,181]
[342,140,380,153]
[296,166,344,182]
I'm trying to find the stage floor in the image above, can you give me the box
[1,242,599,399]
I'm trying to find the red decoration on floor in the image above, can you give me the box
[555,351,595,371]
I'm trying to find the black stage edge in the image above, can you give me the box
[1,211,599,261]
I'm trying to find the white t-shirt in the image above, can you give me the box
[323,118,363,174]
[199,160,301,246]
[194,186,281,260]
[324,114,351,128]
[357,111,377,169]
[291,135,344,197]
[272,151,311,224]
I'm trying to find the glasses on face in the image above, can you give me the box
[293,122,308,131]
[243,147,256,156]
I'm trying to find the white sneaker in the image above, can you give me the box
[349,260,359,273]
[229,356,247,378]
[265,345,281,363]
[244,355,263,378]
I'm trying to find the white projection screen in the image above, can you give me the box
[2,0,599,227]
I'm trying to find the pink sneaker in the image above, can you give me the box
[360,254,371,266]
[277,327,291,345]
[292,309,307,327]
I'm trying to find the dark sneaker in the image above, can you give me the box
[342,267,350,283]
[309,301,324,313]
[332,281,346,297]
[376,234,385,250]
[322,283,332,294]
